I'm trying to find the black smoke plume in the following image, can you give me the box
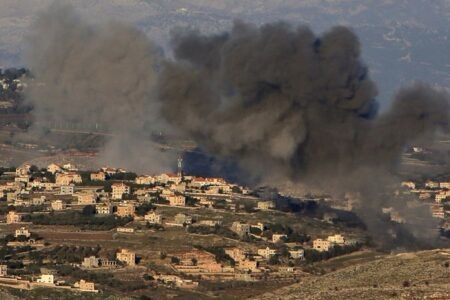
[159,22,449,248]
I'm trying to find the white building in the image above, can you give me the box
[37,274,54,284]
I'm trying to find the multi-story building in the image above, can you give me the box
[15,227,31,238]
[60,184,75,195]
[6,211,21,224]
[90,172,106,181]
[77,192,97,205]
[77,279,96,292]
[231,222,250,237]
[289,248,305,259]
[116,202,135,217]
[257,201,275,210]
[272,234,287,243]
[116,249,136,266]
[47,163,62,174]
[82,256,100,268]
[111,183,130,200]
[51,200,65,211]
[313,239,332,252]
[257,247,278,259]
[144,211,162,224]
[0,265,7,277]
[167,195,186,207]
[327,234,346,245]
[37,274,54,284]
[96,203,113,215]
[55,172,82,185]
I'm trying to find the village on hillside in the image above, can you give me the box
[0,160,447,298]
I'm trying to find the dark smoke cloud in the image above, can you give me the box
[159,22,450,248]
[23,2,174,172]
[22,3,449,248]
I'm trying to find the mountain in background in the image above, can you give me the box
[0,0,449,108]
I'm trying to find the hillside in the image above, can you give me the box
[253,249,450,300]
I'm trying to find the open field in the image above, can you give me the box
[253,248,450,300]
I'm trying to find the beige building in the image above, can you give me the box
[144,211,162,224]
[47,163,62,174]
[90,172,106,181]
[96,203,113,215]
[55,172,82,185]
[327,234,346,245]
[238,259,259,272]
[6,211,21,224]
[167,195,186,206]
[15,227,31,238]
[257,247,278,259]
[257,201,275,210]
[289,249,305,259]
[231,222,250,236]
[76,279,97,292]
[82,256,100,268]
[135,175,155,185]
[313,239,332,252]
[116,249,136,266]
[116,203,135,217]
[272,234,287,243]
[37,274,54,284]
[0,265,7,277]
[51,200,65,211]
[111,183,130,200]
[77,192,97,205]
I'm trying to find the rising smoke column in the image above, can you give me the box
[159,22,449,248]
[23,2,174,172]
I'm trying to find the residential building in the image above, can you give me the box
[116,249,136,266]
[111,183,130,199]
[15,227,31,238]
[225,248,249,262]
[63,163,78,171]
[55,172,82,185]
[313,239,332,252]
[15,164,31,176]
[47,163,62,174]
[82,256,100,268]
[431,204,445,219]
[238,259,259,272]
[435,190,450,203]
[90,172,106,181]
[257,201,275,210]
[135,175,155,185]
[6,211,21,224]
[167,195,186,207]
[425,180,439,189]
[231,222,250,236]
[0,265,7,277]
[440,182,450,190]
[144,211,162,224]
[257,247,278,259]
[77,192,97,205]
[327,234,346,245]
[289,249,305,259]
[60,185,75,195]
[51,200,65,211]
[96,203,113,215]
[272,234,287,243]
[76,279,97,292]
[116,202,135,217]
[198,219,222,226]
[37,274,54,284]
